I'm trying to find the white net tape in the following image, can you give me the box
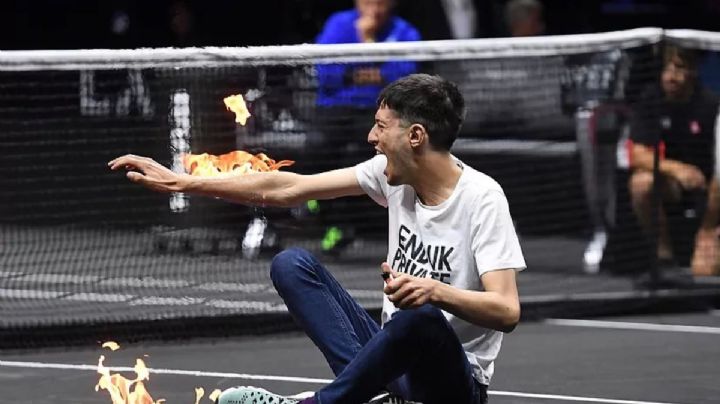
[0,28,663,71]
[665,29,720,51]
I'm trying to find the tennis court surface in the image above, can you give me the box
[3,27,720,404]
[1,311,718,404]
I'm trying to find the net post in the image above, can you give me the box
[169,89,191,213]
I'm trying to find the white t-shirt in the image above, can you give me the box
[355,154,526,385]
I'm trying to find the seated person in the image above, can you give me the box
[505,0,546,37]
[628,45,720,276]
[314,0,421,160]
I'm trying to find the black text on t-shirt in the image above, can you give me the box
[392,224,454,284]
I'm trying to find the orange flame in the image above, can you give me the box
[103,341,121,351]
[194,388,204,404]
[96,354,160,404]
[96,342,218,404]
[193,388,222,404]
[223,94,251,125]
[208,390,222,402]
[182,150,294,177]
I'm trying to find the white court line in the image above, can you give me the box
[545,319,720,334]
[0,288,66,299]
[0,360,682,404]
[0,360,332,384]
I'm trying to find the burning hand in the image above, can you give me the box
[183,151,294,176]
[382,262,439,309]
[109,154,188,193]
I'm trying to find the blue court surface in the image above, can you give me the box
[1,311,718,404]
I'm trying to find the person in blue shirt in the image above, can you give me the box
[315,0,421,109]
[308,0,422,255]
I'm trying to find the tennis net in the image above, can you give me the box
[2,28,718,347]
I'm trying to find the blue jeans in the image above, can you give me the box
[270,247,488,404]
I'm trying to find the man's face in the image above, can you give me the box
[511,10,545,37]
[662,55,694,100]
[368,105,412,186]
[356,0,392,27]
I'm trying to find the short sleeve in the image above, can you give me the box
[471,190,526,275]
[355,155,389,208]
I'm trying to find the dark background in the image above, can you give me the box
[1,0,719,50]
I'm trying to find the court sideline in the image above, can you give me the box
[1,311,718,404]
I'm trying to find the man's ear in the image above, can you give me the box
[408,124,427,149]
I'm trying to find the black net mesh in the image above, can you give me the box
[1,29,719,347]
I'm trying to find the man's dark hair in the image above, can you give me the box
[663,44,699,73]
[377,73,466,151]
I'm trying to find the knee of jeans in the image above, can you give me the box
[387,305,447,340]
[270,247,313,289]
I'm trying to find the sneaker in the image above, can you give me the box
[216,386,300,404]
[241,218,280,260]
[216,386,415,404]
[321,225,355,257]
[582,230,607,274]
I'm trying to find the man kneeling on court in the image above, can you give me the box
[109,74,526,404]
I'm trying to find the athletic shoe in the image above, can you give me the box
[217,386,416,404]
[216,386,300,404]
[321,225,356,257]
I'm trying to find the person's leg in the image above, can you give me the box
[692,177,720,276]
[270,247,380,375]
[316,305,484,404]
[629,170,673,260]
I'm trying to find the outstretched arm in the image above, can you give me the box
[108,154,366,208]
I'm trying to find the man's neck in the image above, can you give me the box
[411,152,463,206]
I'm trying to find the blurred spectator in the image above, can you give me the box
[505,0,546,37]
[396,0,494,40]
[309,0,421,254]
[108,7,134,48]
[437,0,479,39]
[166,0,199,47]
[628,45,720,276]
[315,0,421,108]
